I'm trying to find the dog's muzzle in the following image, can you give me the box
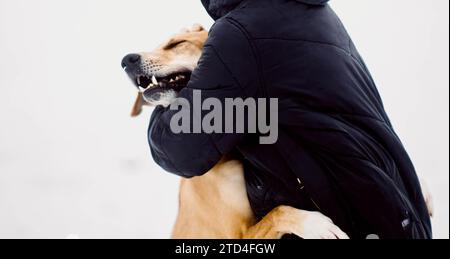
[121,53,141,73]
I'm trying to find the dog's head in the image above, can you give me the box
[122,24,208,116]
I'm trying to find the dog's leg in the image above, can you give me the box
[242,206,349,239]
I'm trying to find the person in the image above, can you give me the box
[148,0,432,239]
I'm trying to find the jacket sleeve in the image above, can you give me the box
[148,19,260,178]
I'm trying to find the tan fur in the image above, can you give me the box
[131,92,144,117]
[172,159,256,239]
[171,158,340,239]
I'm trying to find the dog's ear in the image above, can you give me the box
[131,92,144,117]
[191,24,205,32]
[179,24,205,34]
[180,27,190,34]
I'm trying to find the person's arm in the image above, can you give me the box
[148,19,259,178]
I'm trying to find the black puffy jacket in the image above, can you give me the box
[148,0,432,239]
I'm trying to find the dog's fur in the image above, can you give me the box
[123,25,433,239]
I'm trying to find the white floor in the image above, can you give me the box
[0,0,448,239]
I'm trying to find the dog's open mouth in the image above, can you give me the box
[135,72,191,93]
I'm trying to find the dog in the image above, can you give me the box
[122,24,349,239]
[122,24,433,239]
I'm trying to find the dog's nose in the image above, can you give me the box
[121,54,141,70]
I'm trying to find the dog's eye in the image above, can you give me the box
[164,40,187,50]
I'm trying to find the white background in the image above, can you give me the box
[0,0,448,239]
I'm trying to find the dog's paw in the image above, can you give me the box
[274,207,349,239]
[295,211,349,239]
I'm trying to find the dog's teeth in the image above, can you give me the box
[137,77,141,85]
[152,76,158,85]
[170,79,174,82]
[139,86,146,92]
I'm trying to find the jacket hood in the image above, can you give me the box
[201,0,330,20]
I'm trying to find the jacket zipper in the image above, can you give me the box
[297,178,322,212]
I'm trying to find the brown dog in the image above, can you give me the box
[121,24,353,239]
[122,24,440,239]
